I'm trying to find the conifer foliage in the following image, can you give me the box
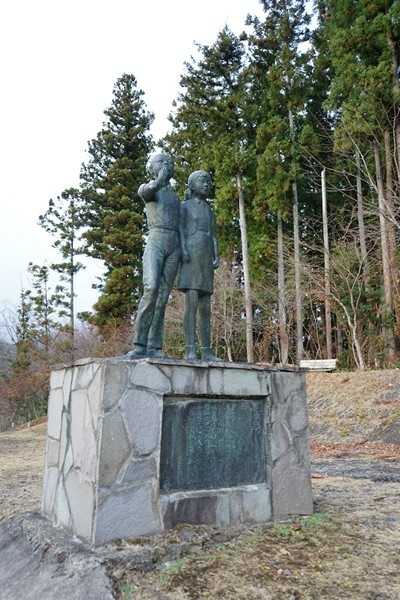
[79,73,154,330]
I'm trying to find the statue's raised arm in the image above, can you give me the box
[138,156,173,202]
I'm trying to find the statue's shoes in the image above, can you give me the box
[129,347,147,359]
[201,349,224,362]
[147,349,170,358]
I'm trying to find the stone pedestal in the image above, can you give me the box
[42,358,313,546]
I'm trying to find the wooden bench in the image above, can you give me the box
[299,359,337,372]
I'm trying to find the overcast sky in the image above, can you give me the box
[0,0,264,337]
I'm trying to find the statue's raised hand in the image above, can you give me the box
[156,163,171,187]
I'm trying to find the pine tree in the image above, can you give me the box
[13,264,70,370]
[79,73,154,331]
[13,289,34,372]
[38,188,84,358]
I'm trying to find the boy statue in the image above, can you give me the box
[130,153,181,358]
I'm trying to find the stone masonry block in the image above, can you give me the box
[54,479,72,529]
[98,409,131,485]
[287,391,309,432]
[270,421,293,462]
[42,466,59,515]
[171,366,196,395]
[293,431,311,465]
[207,367,224,395]
[242,484,271,523]
[81,403,98,480]
[162,494,219,530]
[58,412,69,470]
[191,367,209,395]
[87,367,103,430]
[103,361,128,410]
[270,399,288,424]
[228,491,243,524]
[62,368,73,408]
[95,483,162,545]
[71,363,95,391]
[46,438,60,468]
[47,388,64,440]
[120,457,158,485]
[223,369,265,397]
[62,445,73,478]
[121,389,162,455]
[70,390,87,469]
[271,371,305,405]
[216,494,230,527]
[65,469,94,540]
[50,367,65,390]
[272,451,313,517]
[129,362,171,394]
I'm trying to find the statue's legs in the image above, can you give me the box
[147,243,180,353]
[132,238,164,350]
[198,293,222,361]
[183,289,199,359]
[198,294,211,348]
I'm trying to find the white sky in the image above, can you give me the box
[0,0,264,337]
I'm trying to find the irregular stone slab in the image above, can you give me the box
[272,450,313,516]
[70,389,87,469]
[0,513,114,600]
[130,361,171,393]
[50,367,65,390]
[62,367,73,408]
[71,362,95,391]
[95,483,162,545]
[121,457,158,485]
[121,389,162,455]
[65,469,94,540]
[270,421,293,462]
[47,388,63,440]
[223,368,266,396]
[103,360,128,410]
[98,409,130,485]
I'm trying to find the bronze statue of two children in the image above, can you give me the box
[129,152,221,361]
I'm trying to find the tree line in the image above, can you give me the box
[2,0,400,424]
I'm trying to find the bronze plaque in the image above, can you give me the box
[160,398,266,492]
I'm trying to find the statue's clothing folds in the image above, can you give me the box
[177,198,216,295]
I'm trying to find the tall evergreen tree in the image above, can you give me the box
[38,188,84,357]
[79,73,154,331]
[246,0,312,363]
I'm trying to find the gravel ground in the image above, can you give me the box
[312,457,400,482]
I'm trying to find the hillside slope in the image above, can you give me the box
[307,369,400,449]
